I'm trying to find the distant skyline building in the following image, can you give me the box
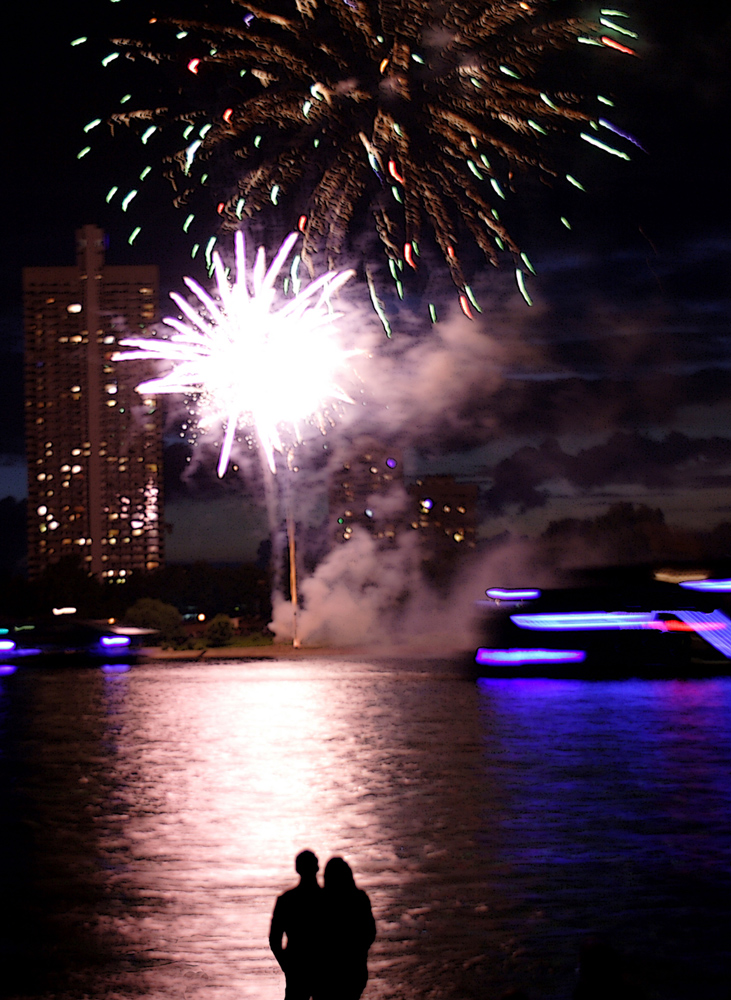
[329,437,405,544]
[408,475,478,562]
[23,224,164,581]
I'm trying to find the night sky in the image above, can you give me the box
[2,0,730,563]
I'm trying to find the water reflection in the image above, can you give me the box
[96,661,397,998]
[0,667,132,998]
[476,678,731,998]
[101,662,131,674]
[1,664,731,999]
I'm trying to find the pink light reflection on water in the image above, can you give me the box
[99,661,387,1000]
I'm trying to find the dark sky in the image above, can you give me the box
[2,0,730,560]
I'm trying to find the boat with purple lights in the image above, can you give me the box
[474,574,731,678]
[0,618,147,667]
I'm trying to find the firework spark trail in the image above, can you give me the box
[114,231,357,475]
[81,0,638,314]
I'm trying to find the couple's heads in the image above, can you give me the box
[295,851,355,891]
[296,850,319,877]
[323,856,355,892]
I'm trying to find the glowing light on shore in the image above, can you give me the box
[115,232,355,476]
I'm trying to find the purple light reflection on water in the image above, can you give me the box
[0,664,17,675]
[476,678,731,943]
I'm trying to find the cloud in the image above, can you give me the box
[482,430,731,514]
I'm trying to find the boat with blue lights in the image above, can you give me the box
[474,572,731,678]
[0,618,148,668]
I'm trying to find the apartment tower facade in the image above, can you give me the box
[23,225,164,581]
[329,437,405,544]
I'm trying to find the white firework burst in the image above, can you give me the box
[115,231,356,475]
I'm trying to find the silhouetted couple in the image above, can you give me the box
[269,850,376,1000]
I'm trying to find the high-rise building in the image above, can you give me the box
[23,225,164,581]
[408,475,478,559]
[329,437,405,543]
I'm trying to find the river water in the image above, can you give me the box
[1,658,730,1000]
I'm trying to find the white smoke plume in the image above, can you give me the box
[268,526,546,653]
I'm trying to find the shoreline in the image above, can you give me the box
[139,642,471,661]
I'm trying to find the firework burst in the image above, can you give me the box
[114,231,356,475]
[83,1,638,313]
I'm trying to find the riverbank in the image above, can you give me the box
[139,640,469,661]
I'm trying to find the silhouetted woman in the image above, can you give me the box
[318,857,376,1000]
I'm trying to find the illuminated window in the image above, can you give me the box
[67,303,82,314]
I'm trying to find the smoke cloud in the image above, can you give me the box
[268,526,542,653]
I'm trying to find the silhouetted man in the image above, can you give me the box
[269,850,324,1000]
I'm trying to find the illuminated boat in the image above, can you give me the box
[0,619,146,666]
[474,579,731,678]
